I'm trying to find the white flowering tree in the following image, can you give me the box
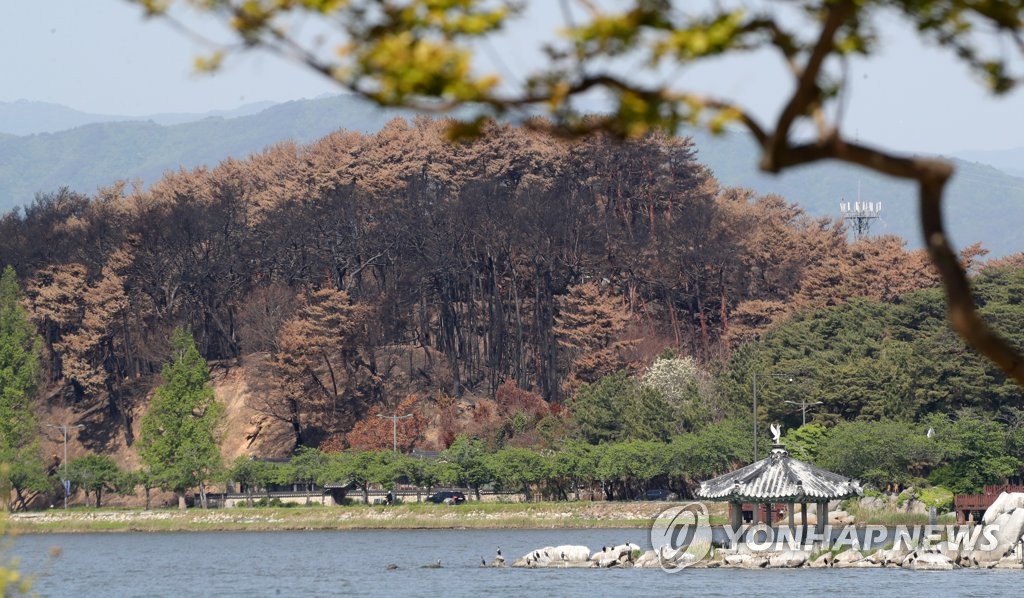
[640,354,716,431]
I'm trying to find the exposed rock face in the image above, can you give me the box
[901,499,927,515]
[213,355,298,462]
[859,496,886,511]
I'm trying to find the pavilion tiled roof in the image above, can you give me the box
[696,445,861,503]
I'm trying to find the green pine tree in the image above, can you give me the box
[139,328,223,509]
[0,265,47,512]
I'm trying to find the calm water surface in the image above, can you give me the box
[11,529,1022,597]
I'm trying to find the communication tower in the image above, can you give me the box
[839,199,881,240]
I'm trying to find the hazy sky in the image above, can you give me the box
[3,0,1022,154]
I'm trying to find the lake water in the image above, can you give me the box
[9,529,1023,597]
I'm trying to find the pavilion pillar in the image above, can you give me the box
[787,501,795,534]
[730,502,743,529]
[730,502,743,547]
[815,501,827,546]
[764,503,772,526]
[800,502,808,547]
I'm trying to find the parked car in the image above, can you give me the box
[643,488,678,501]
[426,490,466,505]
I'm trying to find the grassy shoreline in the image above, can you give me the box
[5,502,667,534]
[4,501,946,534]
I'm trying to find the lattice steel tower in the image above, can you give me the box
[839,199,881,240]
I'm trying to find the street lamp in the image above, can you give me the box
[784,399,824,426]
[45,423,85,509]
[752,373,795,461]
[377,410,413,453]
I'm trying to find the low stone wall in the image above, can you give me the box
[213,489,530,507]
[223,493,337,508]
[347,490,526,505]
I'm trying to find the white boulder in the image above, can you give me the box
[831,549,866,568]
[767,550,809,568]
[970,508,1024,564]
[553,545,591,563]
[982,492,1024,524]
[904,551,955,571]
[808,552,833,568]
[870,545,910,567]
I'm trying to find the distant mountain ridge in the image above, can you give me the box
[685,127,1024,258]
[0,99,278,136]
[0,95,1021,257]
[0,95,411,209]
[954,147,1024,178]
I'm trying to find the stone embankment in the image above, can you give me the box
[504,493,1024,571]
[507,540,1024,571]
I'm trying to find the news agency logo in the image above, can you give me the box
[649,503,713,572]
[651,501,1006,570]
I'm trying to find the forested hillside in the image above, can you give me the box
[1,117,986,454]
[722,266,1024,428]
[1,116,1023,509]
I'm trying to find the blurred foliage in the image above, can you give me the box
[133,1,1023,134]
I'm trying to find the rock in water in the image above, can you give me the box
[768,550,809,568]
[905,552,955,571]
[832,550,866,568]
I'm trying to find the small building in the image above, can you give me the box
[696,436,861,543]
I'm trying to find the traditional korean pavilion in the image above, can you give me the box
[696,428,861,540]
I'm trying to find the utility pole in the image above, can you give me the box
[45,423,85,509]
[377,411,413,453]
[784,398,824,426]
